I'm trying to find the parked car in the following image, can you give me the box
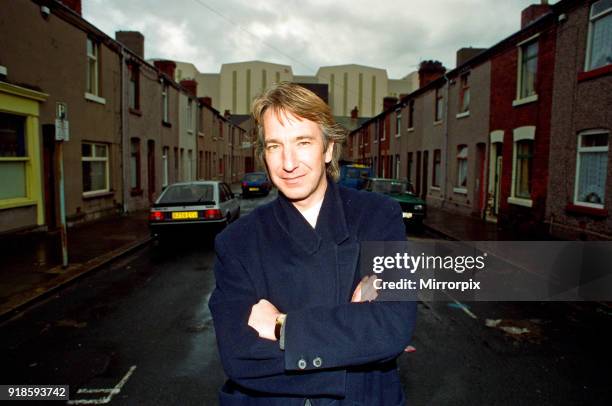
[364,178,427,227]
[149,181,240,238]
[241,172,272,197]
[339,164,373,190]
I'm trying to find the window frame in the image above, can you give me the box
[86,37,99,97]
[574,129,609,209]
[81,142,110,196]
[407,99,415,130]
[455,145,468,193]
[459,72,470,114]
[514,34,540,105]
[162,83,170,124]
[432,149,442,188]
[508,126,535,207]
[128,62,140,111]
[585,0,612,72]
[434,87,444,122]
[395,110,401,137]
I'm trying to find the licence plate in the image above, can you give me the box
[172,211,198,220]
[402,212,413,219]
[249,187,259,191]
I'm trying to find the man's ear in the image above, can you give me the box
[324,141,334,164]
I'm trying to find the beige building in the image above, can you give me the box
[172,60,417,118]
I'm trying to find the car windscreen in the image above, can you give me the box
[244,173,267,182]
[159,184,214,204]
[371,181,408,194]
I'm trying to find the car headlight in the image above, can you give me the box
[414,204,423,211]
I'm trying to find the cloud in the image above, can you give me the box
[82,0,553,78]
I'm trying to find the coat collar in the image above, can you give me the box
[273,178,350,254]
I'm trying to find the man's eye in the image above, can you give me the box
[266,144,279,150]
[298,141,311,146]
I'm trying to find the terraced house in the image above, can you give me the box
[346,0,612,239]
[0,0,250,234]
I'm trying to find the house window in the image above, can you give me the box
[395,110,401,137]
[518,40,538,99]
[0,113,27,200]
[514,140,533,199]
[162,83,169,123]
[86,38,99,96]
[128,63,140,110]
[408,100,415,129]
[187,99,193,131]
[162,146,169,187]
[586,0,612,71]
[433,149,441,187]
[459,73,470,113]
[575,131,609,207]
[82,142,109,194]
[435,87,443,122]
[380,120,386,142]
[130,138,141,191]
[457,145,468,188]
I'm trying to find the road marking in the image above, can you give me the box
[67,365,136,405]
[452,299,478,319]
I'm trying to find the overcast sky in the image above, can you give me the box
[82,0,557,78]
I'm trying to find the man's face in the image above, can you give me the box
[263,109,333,210]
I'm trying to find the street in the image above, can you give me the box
[0,193,610,405]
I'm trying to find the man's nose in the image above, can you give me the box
[282,146,298,172]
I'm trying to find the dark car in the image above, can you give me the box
[364,178,427,227]
[149,181,240,239]
[241,172,272,197]
[338,164,373,190]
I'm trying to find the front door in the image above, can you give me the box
[147,140,156,202]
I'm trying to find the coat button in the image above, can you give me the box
[297,359,307,370]
[312,357,322,368]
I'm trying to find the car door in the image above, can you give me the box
[222,183,239,219]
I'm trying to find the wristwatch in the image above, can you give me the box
[274,314,286,340]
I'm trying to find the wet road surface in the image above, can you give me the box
[0,192,609,405]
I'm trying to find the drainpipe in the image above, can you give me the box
[119,45,129,214]
[441,73,450,209]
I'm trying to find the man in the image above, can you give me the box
[209,82,416,405]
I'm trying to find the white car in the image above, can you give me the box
[149,181,240,238]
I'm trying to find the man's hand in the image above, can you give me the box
[248,299,282,341]
[351,275,379,302]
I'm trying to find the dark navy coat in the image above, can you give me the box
[209,180,417,405]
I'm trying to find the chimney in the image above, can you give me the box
[198,96,212,106]
[350,106,359,119]
[418,60,446,88]
[59,0,81,15]
[456,47,486,67]
[521,1,551,29]
[383,97,398,112]
[115,31,145,59]
[180,79,198,97]
[153,60,177,80]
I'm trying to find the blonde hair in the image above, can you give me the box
[251,82,346,181]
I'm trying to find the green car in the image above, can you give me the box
[364,178,427,227]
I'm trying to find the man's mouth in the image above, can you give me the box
[281,175,305,184]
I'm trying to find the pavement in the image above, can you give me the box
[0,185,553,321]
